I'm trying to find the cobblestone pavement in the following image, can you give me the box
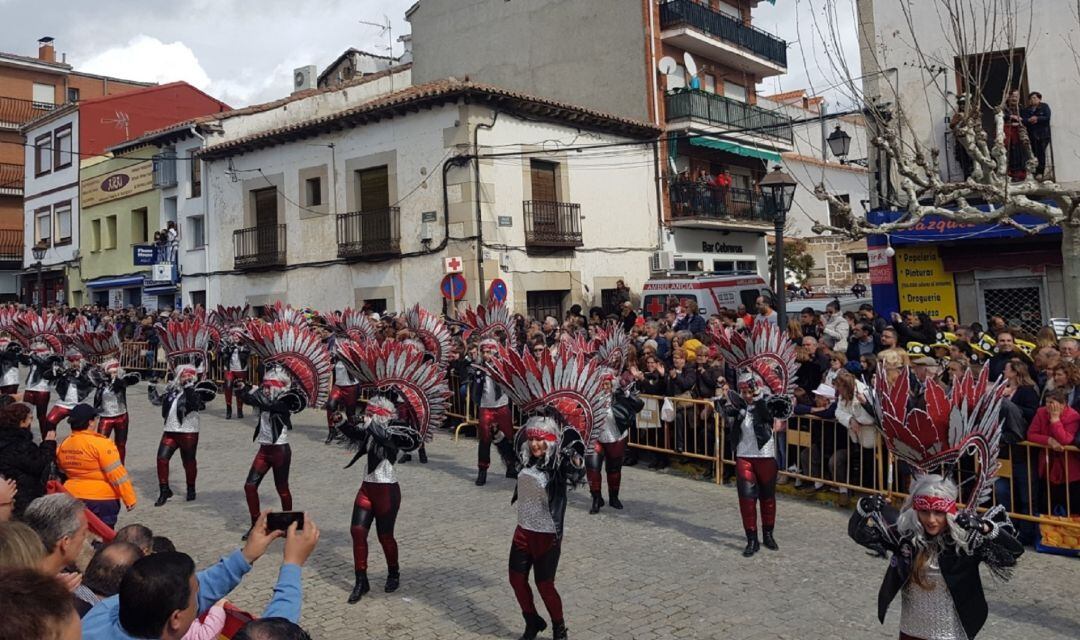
[104,392,1076,639]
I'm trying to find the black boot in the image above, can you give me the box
[225,406,232,420]
[347,571,370,604]
[236,408,244,419]
[325,427,337,445]
[475,468,487,486]
[186,486,196,501]
[399,453,412,463]
[418,447,428,464]
[552,620,568,640]
[608,489,623,510]
[742,530,760,558]
[384,568,400,593]
[154,484,173,507]
[762,527,779,551]
[517,613,547,640]
[588,491,604,514]
[505,466,518,479]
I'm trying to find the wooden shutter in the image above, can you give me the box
[530,160,557,202]
[358,166,390,211]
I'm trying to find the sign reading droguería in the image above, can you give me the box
[81,161,153,208]
[894,246,958,320]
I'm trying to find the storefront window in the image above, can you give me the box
[713,260,734,274]
[674,259,704,273]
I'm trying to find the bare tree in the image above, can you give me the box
[801,0,1080,318]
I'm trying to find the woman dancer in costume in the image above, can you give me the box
[332,339,449,604]
[481,343,608,640]
[324,308,378,444]
[148,316,217,506]
[74,328,140,463]
[711,323,799,557]
[234,319,331,538]
[12,311,67,433]
[850,363,1023,639]
[211,305,252,420]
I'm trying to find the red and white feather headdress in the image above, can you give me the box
[870,365,1005,511]
[71,328,122,365]
[334,339,450,442]
[593,323,631,372]
[156,316,210,368]
[240,319,332,409]
[710,323,798,398]
[10,310,69,352]
[265,301,308,328]
[0,307,20,336]
[403,304,453,369]
[326,307,379,345]
[457,300,517,350]
[209,305,249,337]
[479,345,610,450]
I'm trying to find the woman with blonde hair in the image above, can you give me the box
[831,371,879,499]
[0,520,47,570]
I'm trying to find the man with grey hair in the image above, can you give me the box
[21,493,88,574]
[1059,337,1079,363]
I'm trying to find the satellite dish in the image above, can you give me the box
[658,56,678,75]
[683,52,698,78]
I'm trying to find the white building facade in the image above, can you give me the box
[195,80,660,317]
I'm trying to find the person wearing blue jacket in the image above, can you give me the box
[82,511,319,639]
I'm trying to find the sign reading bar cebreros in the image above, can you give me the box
[81,161,154,208]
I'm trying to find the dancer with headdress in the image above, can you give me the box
[211,305,251,420]
[481,344,606,640]
[332,340,449,604]
[324,308,378,444]
[12,311,66,433]
[400,304,453,464]
[0,308,22,395]
[711,323,799,557]
[73,328,140,463]
[235,319,331,539]
[583,324,641,514]
[849,364,1023,639]
[42,346,97,435]
[147,316,217,506]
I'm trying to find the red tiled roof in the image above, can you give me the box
[198,78,660,159]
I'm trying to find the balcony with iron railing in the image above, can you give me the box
[669,180,772,225]
[0,163,24,195]
[0,97,59,129]
[524,200,583,248]
[659,0,787,74]
[233,224,287,269]
[336,208,401,259]
[666,89,793,144]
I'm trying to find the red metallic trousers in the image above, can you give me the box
[585,439,627,493]
[157,432,199,488]
[508,526,564,625]
[98,414,130,463]
[22,390,50,437]
[244,444,292,524]
[478,405,514,470]
[223,371,247,410]
[350,482,401,572]
[736,457,777,533]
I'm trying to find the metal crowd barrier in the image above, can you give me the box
[119,341,261,384]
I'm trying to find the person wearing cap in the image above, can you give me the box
[56,403,136,527]
[794,383,837,491]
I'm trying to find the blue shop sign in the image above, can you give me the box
[867,209,1059,246]
[133,244,157,265]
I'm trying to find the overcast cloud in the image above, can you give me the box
[0,0,857,109]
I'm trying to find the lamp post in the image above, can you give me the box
[826,125,852,162]
[31,241,47,311]
[760,165,797,329]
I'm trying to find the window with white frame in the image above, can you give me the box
[32,83,54,106]
[723,81,747,102]
[34,208,51,244]
[53,202,72,244]
[188,215,205,248]
[53,125,72,170]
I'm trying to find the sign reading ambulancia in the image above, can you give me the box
[81,161,154,207]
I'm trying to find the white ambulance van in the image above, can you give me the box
[641,274,774,319]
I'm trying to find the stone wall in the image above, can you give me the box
[803,235,870,293]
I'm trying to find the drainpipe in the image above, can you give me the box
[189,125,210,306]
[473,110,498,305]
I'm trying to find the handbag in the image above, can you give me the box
[612,390,645,434]
[660,397,676,422]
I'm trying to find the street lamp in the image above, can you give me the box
[31,240,47,311]
[826,125,852,162]
[760,165,798,329]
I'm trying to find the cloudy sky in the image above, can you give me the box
[0,0,858,108]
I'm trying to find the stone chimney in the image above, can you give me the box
[38,37,55,63]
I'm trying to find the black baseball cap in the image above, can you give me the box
[68,403,99,427]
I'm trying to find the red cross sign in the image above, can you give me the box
[444,256,463,274]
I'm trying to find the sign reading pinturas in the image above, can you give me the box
[894,246,958,320]
[81,161,154,208]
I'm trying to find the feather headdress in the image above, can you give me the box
[403,304,453,369]
[334,339,450,442]
[71,328,122,364]
[593,323,631,372]
[265,301,308,327]
[209,305,249,332]
[456,300,517,350]
[0,307,20,335]
[325,307,379,344]
[240,319,332,409]
[869,364,1005,511]
[156,316,210,368]
[479,345,610,450]
[710,323,798,397]
[10,310,68,352]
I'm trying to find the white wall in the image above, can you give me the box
[23,111,80,269]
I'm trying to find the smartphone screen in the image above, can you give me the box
[266,511,304,532]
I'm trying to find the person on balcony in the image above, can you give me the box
[1004,89,1029,181]
[1022,91,1052,178]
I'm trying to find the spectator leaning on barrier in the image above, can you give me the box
[832,371,879,502]
[1026,388,1080,514]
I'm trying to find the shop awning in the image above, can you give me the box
[688,136,782,164]
[143,284,177,295]
[85,275,145,289]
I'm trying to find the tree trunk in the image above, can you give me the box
[1062,223,1080,321]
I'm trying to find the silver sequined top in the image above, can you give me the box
[334,361,358,386]
[736,411,775,458]
[516,466,556,533]
[900,553,968,640]
[598,408,626,444]
[229,351,245,372]
[256,412,287,445]
[99,386,125,418]
[1,364,18,386]
[164,393,200,433]
[364,457,396,484]
[54,379,82,409]
[25,364,50,392]
[481,375,508,408]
